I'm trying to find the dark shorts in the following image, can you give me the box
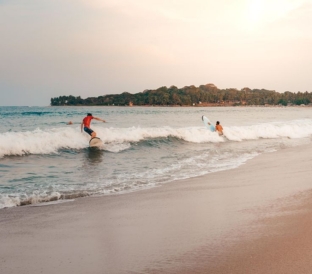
[84,127,94,136]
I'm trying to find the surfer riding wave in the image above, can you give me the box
[81,113,106,138]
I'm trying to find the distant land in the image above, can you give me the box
[50,83,312,107]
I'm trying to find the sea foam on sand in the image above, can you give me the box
[1,144,312,274]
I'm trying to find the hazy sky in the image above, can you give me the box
[1,0,312,106]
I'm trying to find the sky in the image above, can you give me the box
[1,0,312,106]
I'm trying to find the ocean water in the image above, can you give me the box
[1,106,312,209]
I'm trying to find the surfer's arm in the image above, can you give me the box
[93,117,106,123]
[81,121,84,132]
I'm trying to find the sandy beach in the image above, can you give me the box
[1,144,312,274]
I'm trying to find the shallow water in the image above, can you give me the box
[1,106,312,208]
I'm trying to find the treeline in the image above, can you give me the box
[50,84,312,106]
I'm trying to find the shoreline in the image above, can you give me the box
[2,144,312,273]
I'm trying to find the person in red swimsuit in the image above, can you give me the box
[81,113,106,138]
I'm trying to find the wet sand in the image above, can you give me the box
[1,145,312,273]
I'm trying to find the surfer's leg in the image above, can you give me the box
[84,127,95,137]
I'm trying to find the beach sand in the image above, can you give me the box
[1,145,312,274]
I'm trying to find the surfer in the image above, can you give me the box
[81,113,106,138]
[215,121,223,135]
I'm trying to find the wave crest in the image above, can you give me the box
[1,119,312,157]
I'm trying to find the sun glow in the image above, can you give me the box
[248,0,263,26]
[246,0,307,30]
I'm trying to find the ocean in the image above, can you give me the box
[1,105,312,209]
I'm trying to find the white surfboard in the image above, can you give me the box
[202,115,215,132]
[89,137,104,148]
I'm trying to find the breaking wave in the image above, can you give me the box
[1,119,312,157]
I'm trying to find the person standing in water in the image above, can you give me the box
[215,121,223,135]
[81,113,106,138]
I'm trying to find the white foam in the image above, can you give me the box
[224,120,312,141]
[104,150,260,189]
[0,191,64,209]
[0,195,21,209]
[0,127,87,157]
[1,119,312,157]
[29,199,75,207]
